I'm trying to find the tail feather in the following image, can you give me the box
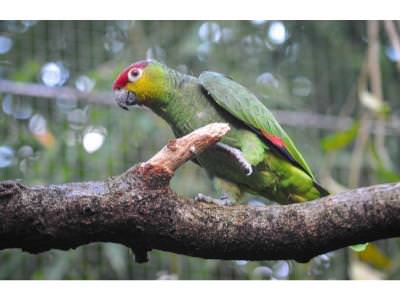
[313,181,330,197]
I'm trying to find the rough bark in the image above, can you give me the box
[1,123,400,263]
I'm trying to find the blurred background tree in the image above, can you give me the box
[0,20,400,279]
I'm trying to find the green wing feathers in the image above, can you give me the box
[199,71,315,179]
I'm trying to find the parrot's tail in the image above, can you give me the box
[313,181,330,197]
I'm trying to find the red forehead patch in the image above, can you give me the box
[112,60,149,90]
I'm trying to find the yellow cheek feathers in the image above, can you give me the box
[125,72,166,102]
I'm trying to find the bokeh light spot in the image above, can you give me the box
[75,75,96,93]
[197,42,212,62]
[241,35,265,55]
[251,20,267,26]
[2,94,32,119]
[0,146,15,168]
[146,46,166,62]
[29,114,47,135]
[104,26,125,54]
[292,76,312,97]
[0,36,13,55]
[198,22,222,43]
[235,260,248,266]
[257,72,280,89]
[82,127,107,154]
[272,261,290,279]
[40,62,69,87]
[18,145,34,158]
[308,254,332,276]
[385,45,400,62]
[268,21,288,45]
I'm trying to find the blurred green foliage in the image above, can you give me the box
[1,20,400,279]
[321,121,360,153]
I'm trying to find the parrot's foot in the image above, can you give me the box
[194,193,233,206]
[215,143,253,176]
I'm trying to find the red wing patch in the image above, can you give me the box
[260,130,286,148]
[259,129,312,177]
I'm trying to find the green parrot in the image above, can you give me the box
[113,59,329,204]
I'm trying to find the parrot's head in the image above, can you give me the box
[112,59,169,110]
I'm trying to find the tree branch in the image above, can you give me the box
[2,79,400,136]
[1,123,400,263]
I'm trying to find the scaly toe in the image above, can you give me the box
[194,193,232,206]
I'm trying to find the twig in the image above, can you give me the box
[144,123,230,174]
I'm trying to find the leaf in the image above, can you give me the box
[359,90,391,117]
[351,242,392,270]
[360,90,381,111]
[11,60,41,82]
[351,243,368,252]
[321,121,360,153]
[375,166,400,183]
[368,142,400,183]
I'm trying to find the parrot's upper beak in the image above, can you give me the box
[114,89,138,110]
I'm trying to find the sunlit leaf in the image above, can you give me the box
[360,90,381,111]
[359,90,391,117]
[321,121,360,153]
[350,243,368,252]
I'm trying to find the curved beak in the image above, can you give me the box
[114,89,138,111]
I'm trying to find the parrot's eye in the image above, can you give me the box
[127,68,142,82]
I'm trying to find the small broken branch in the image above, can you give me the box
[144,123,230,174]
[1,123,400,263]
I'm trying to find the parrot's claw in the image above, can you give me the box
[244,166,253,176]
[194,193,233,206]
[215,143,253,176]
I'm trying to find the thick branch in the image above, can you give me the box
[1,123,400,263]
